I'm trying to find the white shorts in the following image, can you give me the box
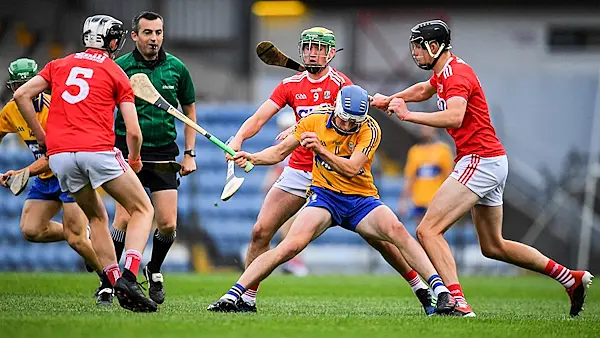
[450,154,508,206]
[48,148,129,194]
[272,166,312,198]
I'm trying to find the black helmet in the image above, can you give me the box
[409,20,451,70]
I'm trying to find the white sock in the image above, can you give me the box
[242,288,257,304]
[222,293,237,302]
[427,275,450,297]
[408,275,429,294]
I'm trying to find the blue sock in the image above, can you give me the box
[427,274,449,297]
[222,283,246,302]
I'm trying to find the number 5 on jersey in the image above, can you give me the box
[62,67,93,104]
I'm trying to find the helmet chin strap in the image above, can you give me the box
[327,114,360,135]
[302,44,335,74]
[305,65,324,74]
[421,41,446,70]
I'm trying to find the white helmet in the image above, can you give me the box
[82,15,127,55]
[277,110,297,129]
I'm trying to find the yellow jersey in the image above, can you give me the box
[0,93,53,179]
[293,113,381,197]
[404,141,454,207]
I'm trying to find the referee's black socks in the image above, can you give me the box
[148,228,176,272]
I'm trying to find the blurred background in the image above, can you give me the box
[0,0,599,276]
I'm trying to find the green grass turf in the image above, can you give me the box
[0,273,598,337]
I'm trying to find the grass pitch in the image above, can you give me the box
[0,273,598,337]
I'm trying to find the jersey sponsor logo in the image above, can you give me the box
[74,52,107,63]
[295,93,307,100]
[296,105,322,118]
[162,85,174,90]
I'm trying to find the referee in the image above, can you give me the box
[110,11,197,305]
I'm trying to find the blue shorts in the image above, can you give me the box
[306,186,383,231]
[26,176,75,203]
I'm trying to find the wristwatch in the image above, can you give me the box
[184,149,196,157]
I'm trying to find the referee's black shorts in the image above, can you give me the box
[115,134,180,192]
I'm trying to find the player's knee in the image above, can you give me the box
[20,223,42,242]
[416,222,439,242]
[386,222,412,245]
[250,221,278,246]
[278,238,305,260]
[156,221,176,236]
[480,241,506,260]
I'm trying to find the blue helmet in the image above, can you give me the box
[328,85,370,135]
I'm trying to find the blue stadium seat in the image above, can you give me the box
[5,218,22,242]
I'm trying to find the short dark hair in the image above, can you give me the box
[132,11,163,33]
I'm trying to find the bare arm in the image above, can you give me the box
[26,156,50,176]
[119,101,142,160]
[249,133,299,165]
[391,80,437,103]
[318,148,369,179]
[300,131,369,179]
[0,155,50,187]
[13,76,49,146]
[181,103,196,151]
[234,133,299,167]
[403,97,467,128]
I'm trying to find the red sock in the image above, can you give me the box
[103,264,121,286]
[448,284,466,303]
[402,269,427,293]
[124,249,142,277]
[402,269,417,281]
[244,283,259,297]
[402,270,420,286]
[544,259,575,288]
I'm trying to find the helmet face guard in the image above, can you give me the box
[328,85,369,136]
[104,23,127,55]
[409,20,452,71]
[298,27,336,74]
